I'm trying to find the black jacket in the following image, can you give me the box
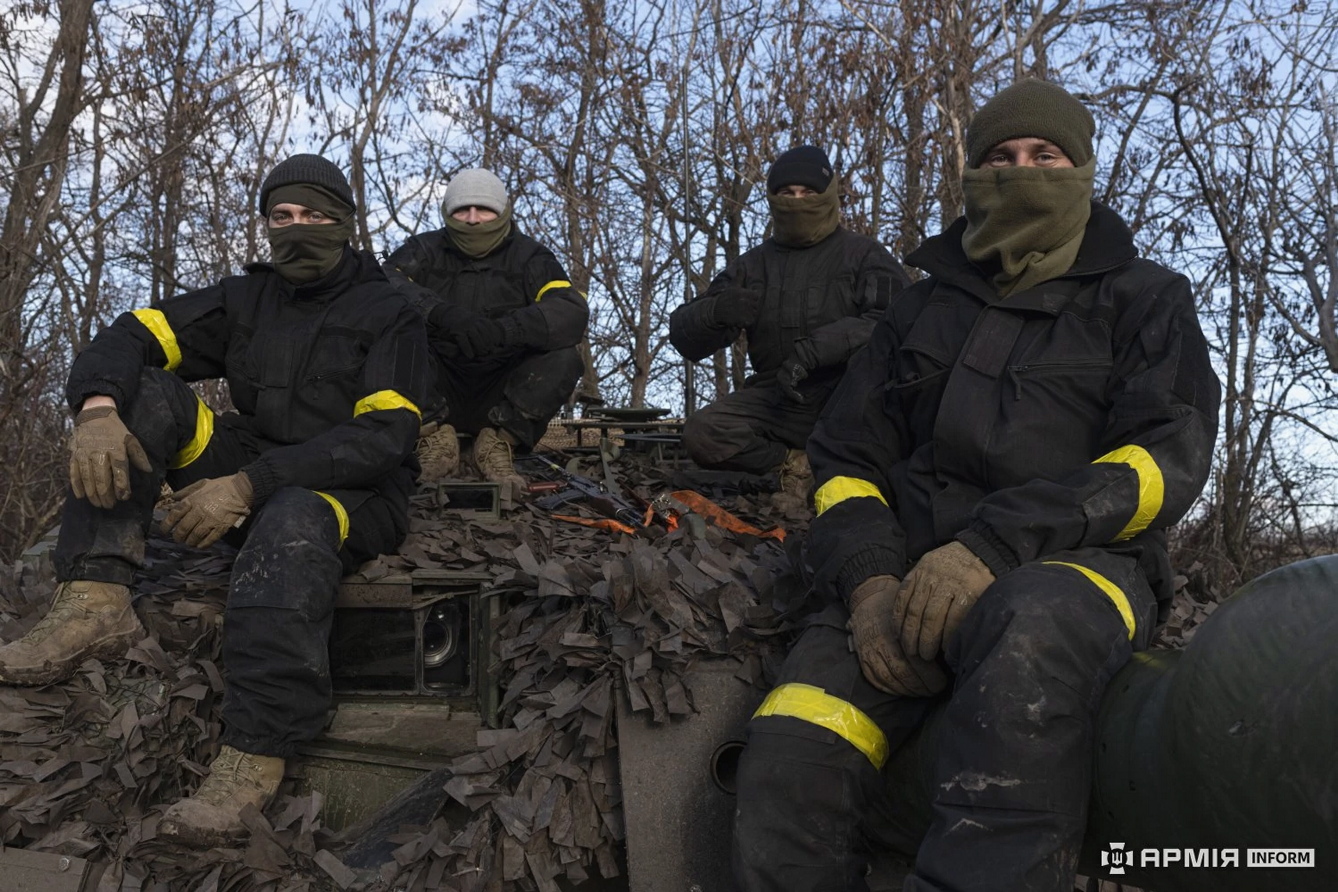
[669,227,908,374]
[805,203,1220,604]
[384,225,589,356]
[66,249,431,504]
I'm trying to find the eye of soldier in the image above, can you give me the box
[269,209,291,225]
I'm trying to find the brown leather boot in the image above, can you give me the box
[159,745,285,846]
[416,421,460,482]
[770,448,813,513]
[0,580,143,686]
[473,426,527,500]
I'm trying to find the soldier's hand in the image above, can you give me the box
[69,406,152,510]
[711,287,762,329]
[163,472,254,549]
[776,357,810,403]
[848,574,948,697]
[894,541,995,661]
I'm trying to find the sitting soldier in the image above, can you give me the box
[384,168,589,498]
[669,146,908,510]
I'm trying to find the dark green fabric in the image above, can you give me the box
[267,184,354,219]
[445,202,513,258]
[966,79,1095,168]
[960,160,1095,296]
[266,218,355,284]
[767,175,841,248]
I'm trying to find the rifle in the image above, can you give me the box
[520,455,646,530]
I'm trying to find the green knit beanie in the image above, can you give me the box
[966,79,1095,168]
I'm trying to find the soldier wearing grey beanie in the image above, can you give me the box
[384,167,589,497]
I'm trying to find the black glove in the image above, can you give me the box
[777,337,819,403]
[711,287,762,329]
[454,315,508,360]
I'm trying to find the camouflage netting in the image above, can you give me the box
[0,449,1218,891]
[0,451,810,891]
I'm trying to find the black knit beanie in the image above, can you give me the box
[258,154,355,214]
[966,79,1095,168]
[766,146,834,194]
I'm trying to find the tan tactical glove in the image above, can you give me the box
[69,405,152,510]
[894,541,996,661]
[848,575,949,697]
[163,472,254,548]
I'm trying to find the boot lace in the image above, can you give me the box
[24,585,91,644]
[195,748,259,805]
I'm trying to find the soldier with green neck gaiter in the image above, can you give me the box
[670,145,910,514]
[732,81,1221,892]
[384,168,590,500]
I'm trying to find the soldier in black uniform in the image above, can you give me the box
[0,155,431,847]
[384,168,589,497]
[670,146,908,509]
[732,81,1220,891]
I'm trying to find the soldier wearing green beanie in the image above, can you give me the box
[733,81,1221,892]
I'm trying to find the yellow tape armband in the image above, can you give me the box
[1093,445,1164,540]
[1043,561,1137,640]
[353,390,421,419]
[131,308,182,371]
[535,279,575,302]
[754,683,889,769]
[168,395,215,469]
[814,476,889,517]
[313,491,350,546]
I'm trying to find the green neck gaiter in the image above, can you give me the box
[961,159,1095,296]
[265,184,356,284]
[767,176,841,248]
[446,203,513,258]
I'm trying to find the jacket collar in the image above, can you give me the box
[906,201,1138,311]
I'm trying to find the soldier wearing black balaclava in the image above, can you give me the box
[669,146,909,511]
[0,153,431,847]
[732,82,1220,891]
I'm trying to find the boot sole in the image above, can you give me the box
[0,624,143,687]
[158,818,248,848]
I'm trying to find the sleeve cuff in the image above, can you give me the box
[957,521,1021,576]
[68,380,128,413]
[241,459,281,506]
[498,313,526,348]
[834,545,901,605]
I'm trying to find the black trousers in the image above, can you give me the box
[733,547,1158,892]
[433,345,583,449]
[682,369,841,475]
[54,369,409,757]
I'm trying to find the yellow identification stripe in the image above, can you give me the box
[1093,444,1164,540]
[1043,561,1136,640]
[313,491,350,546]
[535,279,574,301]
[753,683,889,769]
[354,390,421,419]
[131,308,183,371]
[168,396,215,469]
[814,476,889,516]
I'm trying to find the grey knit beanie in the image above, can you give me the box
[258,154,354,214]
[966,79,1095,168]
[442,169,510,218]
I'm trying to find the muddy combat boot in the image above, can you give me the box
[0,581,143,686]
[417,421,460,482]
[473,426,528,501]
[159,745,285,846]
[770,448,814,514]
